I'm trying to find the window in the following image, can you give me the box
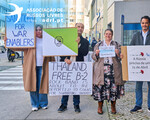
[77,12,84,15]
[123,23,141,46]
[91,0,96,21]
[70,19,75,22]
[70,12,76,15]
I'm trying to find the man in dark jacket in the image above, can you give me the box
[130,16,150,113]
[58,23,89,113]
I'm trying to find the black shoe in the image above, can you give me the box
[58,104,67,113]
[74,105,81,113]
[130,106,143,113]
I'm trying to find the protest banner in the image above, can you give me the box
[43,28,78,56]
[49,62,93,96]
[99,46,115,58]
[5,14,35,48]
[121,46,150,81]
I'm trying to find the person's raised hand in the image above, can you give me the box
[95,50,100,56]
[64,58,72,65]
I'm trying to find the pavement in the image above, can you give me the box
[0,56,150,120]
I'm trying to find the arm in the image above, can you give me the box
[92,43,100,62]
[114,41,121,61]
[60,56,70,61]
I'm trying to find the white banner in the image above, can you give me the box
[49,62,93,96]
[127,46,150,81]
[99,46,115,58]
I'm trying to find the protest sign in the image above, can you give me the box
[43,28,78,56]
[6,14,35,48]
[49,62,93,96]
[99,46,115,58]
[121,46,150,81]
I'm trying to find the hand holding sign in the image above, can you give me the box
[4,36,7,42]
[120,53,124,59]
[96,50,100,56]
[65,58,72,65]
[115,49,119,57]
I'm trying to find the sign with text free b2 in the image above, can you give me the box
[121,46,150,81]
[6,14,35,48]
[49,62,93,96]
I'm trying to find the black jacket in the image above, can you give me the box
[130,30,150,45]
[60,36,89,61]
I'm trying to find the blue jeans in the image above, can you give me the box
[136,81,150,108]
[61,95,80,106]
[30,66,48,108]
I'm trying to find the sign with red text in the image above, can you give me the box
[49,62,93,96]
[121,46,150,81]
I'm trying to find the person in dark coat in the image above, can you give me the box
[91,37,97,51]
[58,23,89,113]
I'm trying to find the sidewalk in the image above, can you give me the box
[108,88,150,120]
[1,88,150,120]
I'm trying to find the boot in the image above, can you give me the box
[98,101,103,114]
[111,101,116,114]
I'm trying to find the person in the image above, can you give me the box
[86,36,88,41]
[129,16,150,113]
[91,37,97,51]
[57,23,89,113]
[92,29,125,114]
[4,24,55,111]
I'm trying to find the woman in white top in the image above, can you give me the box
[30,24,47,111]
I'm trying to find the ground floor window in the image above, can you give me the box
[123,23,141,46]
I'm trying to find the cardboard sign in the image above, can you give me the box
[121,46,150,81]
[99,46,115,58]
[43,28,78,56]
[6,14,35,48]
[49,62,93,96]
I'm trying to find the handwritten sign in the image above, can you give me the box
[99,46,115,57]
[49,62,93,96]
[122,46,150,81]
[6,14,35,48]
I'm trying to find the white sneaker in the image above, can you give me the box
[148,108,150,112]
[42,106,48,110]
[32,107,38,111]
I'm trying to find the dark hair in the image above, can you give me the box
[36,24,43,30]
[104,29,113,35]
[140,16,150,23]
[75,23,84,28]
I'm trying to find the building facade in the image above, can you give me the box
[88,0,150,45]
[0,0,12,46]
